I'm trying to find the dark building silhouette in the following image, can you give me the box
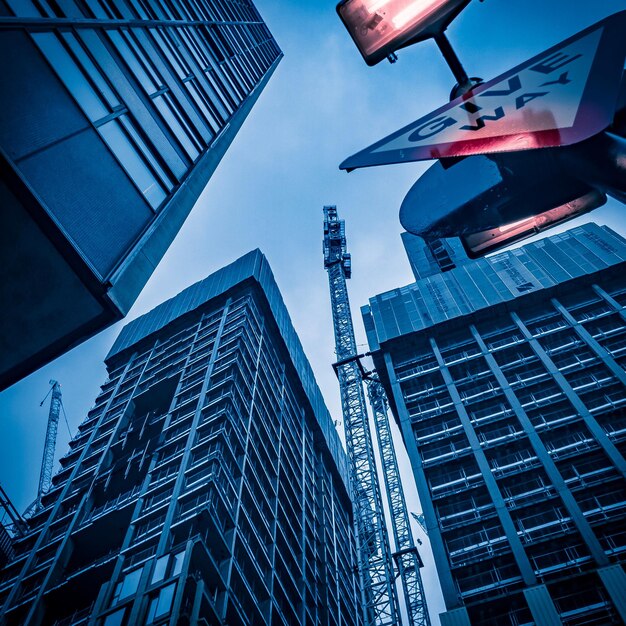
[0,250,359,626]
[363,224,626,626]
[0,0,281,390]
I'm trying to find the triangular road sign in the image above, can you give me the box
[340,11,626,171]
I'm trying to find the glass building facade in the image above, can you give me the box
[0,250,359,626]
[363,224,626,626]
[401,233,470,281]
[0,0,281,389]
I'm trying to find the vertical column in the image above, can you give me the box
[124,304,231,626]
[11,353,139,624]
[428,339,538,587]
[222,311,265,617]
[510,311,626,479]
[592,284,626,323]
[469,324,609,569]
[267,365,285,624]
[382,351,467,617]
[154,302,231,556]
[597,564,626,623]
[550,298,626,387]
[90,337,179,624]
[523,586,562,626]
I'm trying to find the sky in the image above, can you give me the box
[1,1,625,623]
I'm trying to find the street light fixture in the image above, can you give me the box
[337,0,476,94]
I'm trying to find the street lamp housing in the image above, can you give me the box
[337,0,471,66]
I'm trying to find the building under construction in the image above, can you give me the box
[363,224,626,625]
[0,250,360,626]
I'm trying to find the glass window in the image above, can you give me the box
[99,118,167,208]
[32,32,109,121]
[151,556,168,584]
[153,94,200,160]
[149,29,189,80]
[61,32,120,108]
[119,116,174,190]
[171,551,185,576]
[103,607,126,626]
[145,583,176,624]
[107,30,159,94]
[185,80,220,133]
[111,568,142,605]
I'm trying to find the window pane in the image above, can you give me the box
[121,568,142,598]
[154,95,200,161]
[151,556,168,584]
[61,32,120,108]
[119,116,174,191]
[32,32,108,121]
[146,583,176,623]
[103,608,126,626]
[155,583,176,618]
[107,30,158,94]
[171,551,185,576]
[99,119,167,209]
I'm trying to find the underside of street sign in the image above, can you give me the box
[399,148,608,256]
[340,10,626,171]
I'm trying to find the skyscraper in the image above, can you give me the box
[0,0,281,390]
[0,250,360,626]
[363,224,626,625]
[401,233,470,280]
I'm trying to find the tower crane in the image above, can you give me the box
[23,380,62,518]
[368,382,431,626]
[323,206,430,626]
[324,206,400,626]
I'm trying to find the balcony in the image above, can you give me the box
[51,604,94,626]
[81,485,142,526]
[530,320,568,337]
[490,453,539,478]
[448,533,510,568]
[397,360,439,381]
[430,471,483,499]
[546,436,596,461]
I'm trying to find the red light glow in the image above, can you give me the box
[337,0,469,65]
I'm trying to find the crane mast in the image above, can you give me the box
[367,381,431,626]
[24,380,62,517]
[323,206,400,626]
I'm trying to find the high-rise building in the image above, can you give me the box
[0,0,281,390]
[401,233,470,280]
[0,250,360,626]
[362,224,626,626]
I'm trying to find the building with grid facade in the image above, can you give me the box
[0,0,281,390]
[0,250,360,626]
[362,223,626,626]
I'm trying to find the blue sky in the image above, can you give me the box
[1,1,625,622]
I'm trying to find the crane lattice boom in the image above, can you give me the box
[24,380,62,518]
[324,206,400,626]
[368,381,431,626]
[323,205,430,626]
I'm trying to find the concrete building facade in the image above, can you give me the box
[0,0,281,389]
[0,251,360,626]
[363,224,626,626]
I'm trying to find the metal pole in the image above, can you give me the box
[434,31,470,89]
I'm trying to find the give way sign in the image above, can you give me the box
[340,11,626,171]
